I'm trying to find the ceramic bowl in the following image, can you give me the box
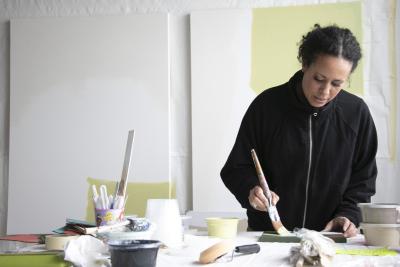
[360,223,400,247]
[206,217,239,239]
[358,203,400,224]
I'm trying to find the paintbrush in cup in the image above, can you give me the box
[251,149,290,236]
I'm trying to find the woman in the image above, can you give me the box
[220,24,377,237]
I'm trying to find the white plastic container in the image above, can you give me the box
[145,199,183,248]
[358,203,400,224]
[360,223,400,247]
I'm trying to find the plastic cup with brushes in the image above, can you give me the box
[250,149,291,236]
[93,184,125,226]
[92,130,135,226]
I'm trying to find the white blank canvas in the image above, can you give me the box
[8,15,170,234]
[191,10,255,213]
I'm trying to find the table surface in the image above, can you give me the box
[156,231,400,267]
[1,231,400,266]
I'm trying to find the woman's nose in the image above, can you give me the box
[319,82,331,95]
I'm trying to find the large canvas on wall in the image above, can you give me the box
[8,15,170,234]
[191,9,255,213]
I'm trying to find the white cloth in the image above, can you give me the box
[289,229,336,266]
[64,235,110,267]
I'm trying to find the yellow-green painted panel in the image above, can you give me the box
[86,177,176,223]
[251,1,363,95]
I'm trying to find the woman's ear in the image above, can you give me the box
[301,64,308,73]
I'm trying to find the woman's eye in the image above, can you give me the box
[332,82,341,87]
[314,77,324,82]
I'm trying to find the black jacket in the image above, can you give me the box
[220,70,377,231]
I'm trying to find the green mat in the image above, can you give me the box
[336,248,398,256]
[258,231,346,243]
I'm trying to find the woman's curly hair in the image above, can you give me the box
[298,24,362,73]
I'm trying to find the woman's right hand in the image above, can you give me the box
[248,186,279,212]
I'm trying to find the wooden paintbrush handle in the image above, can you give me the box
[250,149,272,201]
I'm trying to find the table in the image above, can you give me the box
[2,231,400,266]
[156,231,400,266]
[0,240,68,267]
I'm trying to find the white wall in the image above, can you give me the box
[0,0,398,235]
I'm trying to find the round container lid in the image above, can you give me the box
[358,203,400,208]
[206,217,239,221]
[360,222,400,228]
[108,239,162,250]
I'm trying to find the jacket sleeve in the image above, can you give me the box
[334,102,378,226]
[220,98,263,210]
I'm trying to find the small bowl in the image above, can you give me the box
[358,203,400,224]
[101,229,154,241]
[98,219,155,241]
[206,217,239,239]
[360,223,400,247]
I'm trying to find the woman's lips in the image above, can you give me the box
[314,96,328,103]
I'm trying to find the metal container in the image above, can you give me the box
[358,203,400,224]
[360,223,400,247]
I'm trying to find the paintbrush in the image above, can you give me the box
[250,149,290,236]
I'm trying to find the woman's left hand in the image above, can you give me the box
[322,216,358,237]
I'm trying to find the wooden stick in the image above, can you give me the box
[117,130,135,197]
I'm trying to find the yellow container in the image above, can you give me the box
[206,217,239,239]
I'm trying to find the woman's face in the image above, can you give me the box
[302,54,353,108]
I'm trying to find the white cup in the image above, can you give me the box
[145,199,183,248]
